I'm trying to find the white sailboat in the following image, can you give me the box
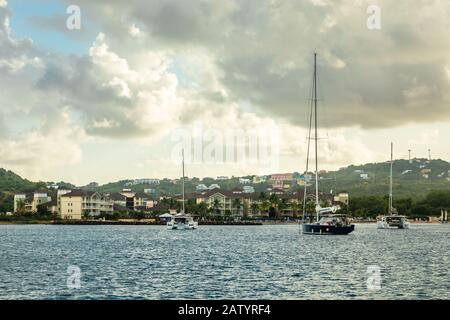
[377,143,410,229]
[167,148,198,230]
[301,53,354,235]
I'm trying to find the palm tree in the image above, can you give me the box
[15,200,26,215]
[258,192,267,201]
[290,202,300,218]
[278,198,289,218]
[259,200,270,217]
[212,198,221,216]
[268,194,280,218]
[197,202,209,221]
[232,198,242,216]
[225,209,232,221]
[82,211,90,220]
[250,202,259,216]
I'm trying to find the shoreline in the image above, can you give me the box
[0,220,440,226]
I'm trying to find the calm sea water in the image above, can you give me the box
[0,224,449,300]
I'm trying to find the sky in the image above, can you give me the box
[0,0,449,186]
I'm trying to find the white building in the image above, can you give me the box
[60,190,114,220]
[243,186,255,193]
[14,190,52,214]
[333,192,349,206]
[196,184,208,192]
[252,176,267,184]
[239,178,251,184]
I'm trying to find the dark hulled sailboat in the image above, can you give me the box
[301,53,355,235]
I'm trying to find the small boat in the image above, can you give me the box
[377,143,410,230]
[377,215,410,229]
[167,148,198,230]
[300,53,354,236]
[167,213,198,230]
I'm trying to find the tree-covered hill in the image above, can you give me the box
[319,158,450,198]
[1,157,450,206]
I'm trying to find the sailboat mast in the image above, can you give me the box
[182,148,185,214]
[314,53,319,221]
[389,142,393,215]
[302,59,315,221]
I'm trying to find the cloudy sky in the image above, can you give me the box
[0,0,449,185]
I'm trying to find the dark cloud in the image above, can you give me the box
[57,0,450,129]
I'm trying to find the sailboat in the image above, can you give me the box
[167,148,198,230]
[301,53,355,235]
[377,143,410,229]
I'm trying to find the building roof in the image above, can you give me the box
[109,192,127,201]
[34,189,48,194]
[135,192,151,200]
[60,190,97,197]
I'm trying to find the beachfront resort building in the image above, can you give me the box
[13,190,52,214]
[60,190,114,220]
[169,187,337,218]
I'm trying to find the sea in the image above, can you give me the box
[0,223,449,299]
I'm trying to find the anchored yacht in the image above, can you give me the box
[167,148,198,230]
[377,143,410,229]
[301,53,354,235]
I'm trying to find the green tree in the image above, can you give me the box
[250,202,259,216]
[212,198,221,216]
[232,198,242,216]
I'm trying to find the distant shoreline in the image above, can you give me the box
[0,220,440,226]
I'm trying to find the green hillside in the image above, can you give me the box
[0,169,47,212]
[319,158,450,198]
[85,158,450,199]
[1,158,450,208]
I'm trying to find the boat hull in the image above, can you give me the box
[167,222,198,230]
[377,221,410,229]
[302,223,355,235]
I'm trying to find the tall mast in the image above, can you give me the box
[182,148,185,214]
[389,142,393,215]
[314,53,319,221]
[302,61,314,221]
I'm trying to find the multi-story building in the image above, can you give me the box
[14,190,52,214]
[109,190,155,211]
[60,190,114,220]
[56,189,72,215]
[269,173,293,189]
[333,192,349,206]
[252,176,267,184]
[124,178,160,186]
[239,178,251,185]
[243,186,255,193]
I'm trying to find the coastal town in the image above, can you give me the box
[6,163,449,224]
[11,172,350,221]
